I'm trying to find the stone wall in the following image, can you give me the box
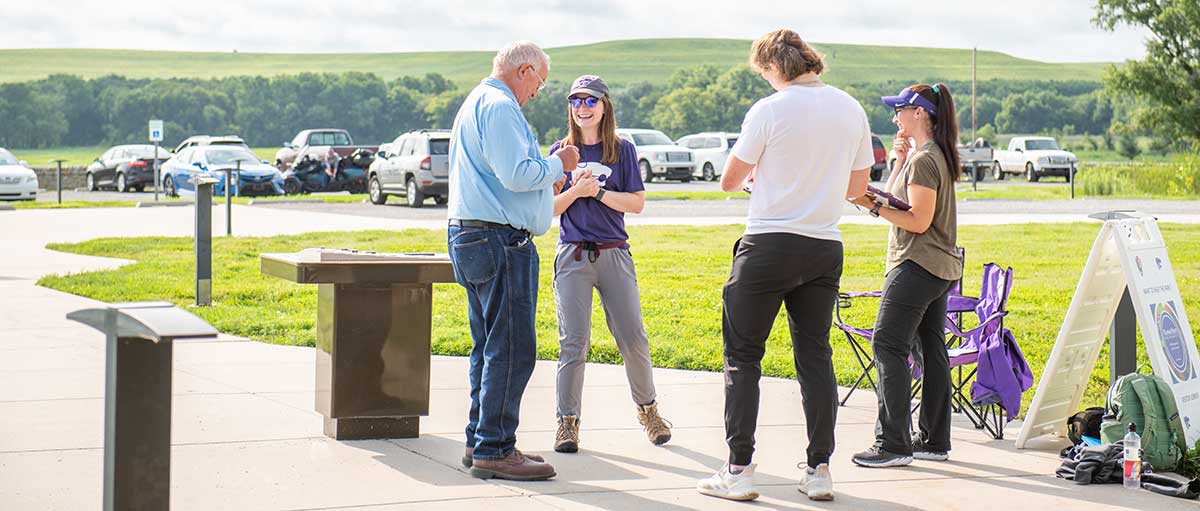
[30,166,88,190]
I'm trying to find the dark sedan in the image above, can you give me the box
[86,145,172,192]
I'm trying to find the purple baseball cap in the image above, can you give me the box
[567,75,609,99]
[881,87,937,117]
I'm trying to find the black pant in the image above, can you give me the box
[872,260,955,454]
[722,233,842,467]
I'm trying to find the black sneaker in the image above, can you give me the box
[911,437,949,461]
[851,446,913,468]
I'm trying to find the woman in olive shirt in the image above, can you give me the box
[849,83,962,468]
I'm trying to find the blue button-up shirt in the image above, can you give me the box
[447,77,564,235]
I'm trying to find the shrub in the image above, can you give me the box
[1078,154,1200,197]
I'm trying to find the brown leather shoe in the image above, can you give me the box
[469,450,556,481]
[462,447,543,468]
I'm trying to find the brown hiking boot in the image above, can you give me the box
[462,447,543,468]
[469,450,556,481]
[554,415,580,453]
[637,402,672,445]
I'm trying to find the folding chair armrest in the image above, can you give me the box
[947,294,978,313]
[843,291,882,298]
[948,310,1008,338]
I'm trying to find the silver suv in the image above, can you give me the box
[367,130,450,207]
[616,128,694,182]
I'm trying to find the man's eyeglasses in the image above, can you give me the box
[569,96,600,109]
[530,65,547,92]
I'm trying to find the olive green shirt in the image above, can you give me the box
[885,141,962,280]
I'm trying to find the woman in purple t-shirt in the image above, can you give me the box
[546,75,672,454]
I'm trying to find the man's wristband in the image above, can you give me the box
[595,188,606,201]
[869,203,882,217]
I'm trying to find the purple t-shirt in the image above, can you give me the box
[548,139,643,244]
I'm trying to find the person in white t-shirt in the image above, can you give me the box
[696,28,873,504]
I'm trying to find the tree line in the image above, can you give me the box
[0,68,1138,150]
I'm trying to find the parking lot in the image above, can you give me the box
[15,179,1200,224]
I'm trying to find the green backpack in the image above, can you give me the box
[1100,369,1187,471]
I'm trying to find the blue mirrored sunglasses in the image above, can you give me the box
[568,96,600,109]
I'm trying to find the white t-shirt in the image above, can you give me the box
[730,84,874,242]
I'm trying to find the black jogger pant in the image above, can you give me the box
[722,233,842,468]
[872,260,955,455]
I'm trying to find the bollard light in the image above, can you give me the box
[223,168,233,236]
[66,301,217,511]
[190,175,219,306]
[49,159,66,204]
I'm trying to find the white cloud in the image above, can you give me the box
[4,0,1149,62]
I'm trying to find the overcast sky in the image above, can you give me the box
[4,0,1149,63]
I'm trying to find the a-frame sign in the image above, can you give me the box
[1017,212,1200,448]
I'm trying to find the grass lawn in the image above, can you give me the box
[11,147,279,167]
[0,39,1109,88]
[11,193,367,209]
[645,191,744,201]
[14,200,141,209]
[955,183,1072,201]
[37,223,1200,416]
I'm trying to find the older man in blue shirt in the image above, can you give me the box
[447,40,580,481]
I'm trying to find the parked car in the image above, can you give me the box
[616,128,694,182]
[993,136,1078,182]
[367,129,449,207]
[676,132,738,181]
[870,134,887,181]
[274,129,378,172]
[159,145,284,197]
[85,145,171,192]
[172,135,248,154]
[959,138,994,181]
[0,148,37,201]
[885,138,997,181]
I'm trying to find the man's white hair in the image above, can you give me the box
[491,40,550,75]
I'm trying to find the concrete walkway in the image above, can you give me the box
[1,205,1194,510]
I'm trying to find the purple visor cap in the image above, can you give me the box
[881,88,937,117]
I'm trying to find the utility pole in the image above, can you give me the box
[972,46,978,143]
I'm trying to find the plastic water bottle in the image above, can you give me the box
[1123,423,1141,490]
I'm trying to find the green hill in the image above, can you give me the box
[1,38,1111,87]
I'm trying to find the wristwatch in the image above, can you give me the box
[595,188,606,201]
[869,203,882,218]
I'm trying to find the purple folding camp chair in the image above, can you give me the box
[913,263,1032,440]
[834,260,1032,440]
[834,248,966,407]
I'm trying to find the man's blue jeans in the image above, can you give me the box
[448,223,539,460]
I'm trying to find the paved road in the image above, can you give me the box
[15,180,1200,224]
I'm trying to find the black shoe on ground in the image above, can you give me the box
[911,437,949,461]
[851,446,913,468]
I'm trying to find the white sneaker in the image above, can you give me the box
[798,463,834,501]
[697,464,759,501]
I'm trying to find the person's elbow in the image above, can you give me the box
[846,168,869,199]
[908,217,934,234]
[719,171,745,192]
[630,198,645,214]
[494,167,546,192]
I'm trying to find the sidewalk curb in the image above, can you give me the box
[247,198,324,205]
[136,201,194,208]
[0,203,14,211]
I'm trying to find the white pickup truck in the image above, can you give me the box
[992,136,1078,182]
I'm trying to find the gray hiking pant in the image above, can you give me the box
[553,243,657,418]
